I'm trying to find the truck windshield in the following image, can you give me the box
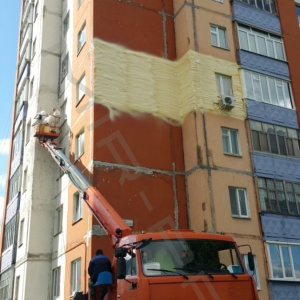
[140,239,244,277]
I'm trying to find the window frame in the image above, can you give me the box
[73,192,82,223]
[228,187,250,218]
[61,53,69,81]
[238,24,285,60]
[18,218,25,247]
[210,24,228,49]
[236,0,277,14]
[222,127,241,156]
[257,177,300,215]
[52,266,61,298]
[250,120,300,158]
[63,12,69,37]
[76,74,86,103]
[216,74,233,97]
[243,254,261,289]
[54,205,63,235]
[77,23,86,53]
[70,258,81,295]
[267,242,300,281]
[243,70,293,109]
[75,130,84,160]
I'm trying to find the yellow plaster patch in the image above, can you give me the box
[94,38,246,123]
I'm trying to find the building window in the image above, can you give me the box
[258,177,300,215]
[216,74,233,97]
[267,243,300,280]
[250,121,300,157]
[63,12,69,36]
[77,23,86,53]
[237,0,276,14]
[0,271,11,300]
[12,126,23,159]
[22,168,27,193]
[73,192,82,223]
[3,216,16,251]
[26,120,31,144]
[222,128,241,155]
[18,219,25,247]
[243,254,260,289]
[76,74,86,103]
[54,205,63,235]
[30,77,34,99]
[14,276,20,300]
[9,168,21,202]
[75,130,84,159]
[238,24,285,60]
[71,258,81,294]
[52,267,61,298]
[243,70,292,109]
[229,187,249,218]
[61,54,68,81]
[210,25,228,49]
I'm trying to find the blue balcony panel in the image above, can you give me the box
[238,50,290,80]
[269,282,300,300]
[5,192,20,225]
[1,246,16,273]
[253,152,300,182]
[232,0,281,35]
[261,213,300,242]
[246,99,298,129]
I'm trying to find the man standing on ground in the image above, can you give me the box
[88,249,112,300]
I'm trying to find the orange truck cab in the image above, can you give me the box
[113,230,259,300]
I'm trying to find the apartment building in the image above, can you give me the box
[1,0,300,299]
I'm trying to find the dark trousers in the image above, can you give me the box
[88,279,108,300]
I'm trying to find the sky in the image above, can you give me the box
[0,1,21,218]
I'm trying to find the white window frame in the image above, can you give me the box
[210,24,228,49]
[243,254,261,289]
[75,130,84,159]
[61,54,69,81]
[216,74,233,97]
[52,267,61,298]
[238,24,285,61]
[54,205,63,235]
[222,127,241,156]
[243,70,293,108]
[63,12,69,36]
[267,242,300,281]
[76,74,86,103]
[18,219,25,247]
[71,258,81,294]
[77,23,86,53]
[14,275,20,300]
[229,187,250,218]
[73,192,82,223]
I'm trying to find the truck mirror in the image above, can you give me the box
[247,252,255,272]
[117,257,126,279]
[115,247,127,258]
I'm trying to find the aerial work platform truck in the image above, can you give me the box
[34,116,259,300]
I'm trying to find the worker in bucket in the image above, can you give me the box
[88,249,112,300]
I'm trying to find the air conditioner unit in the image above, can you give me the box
[220,95,235,109]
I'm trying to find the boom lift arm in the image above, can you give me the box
[42,140,132,246]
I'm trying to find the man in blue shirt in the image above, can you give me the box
[88,249,112,300]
